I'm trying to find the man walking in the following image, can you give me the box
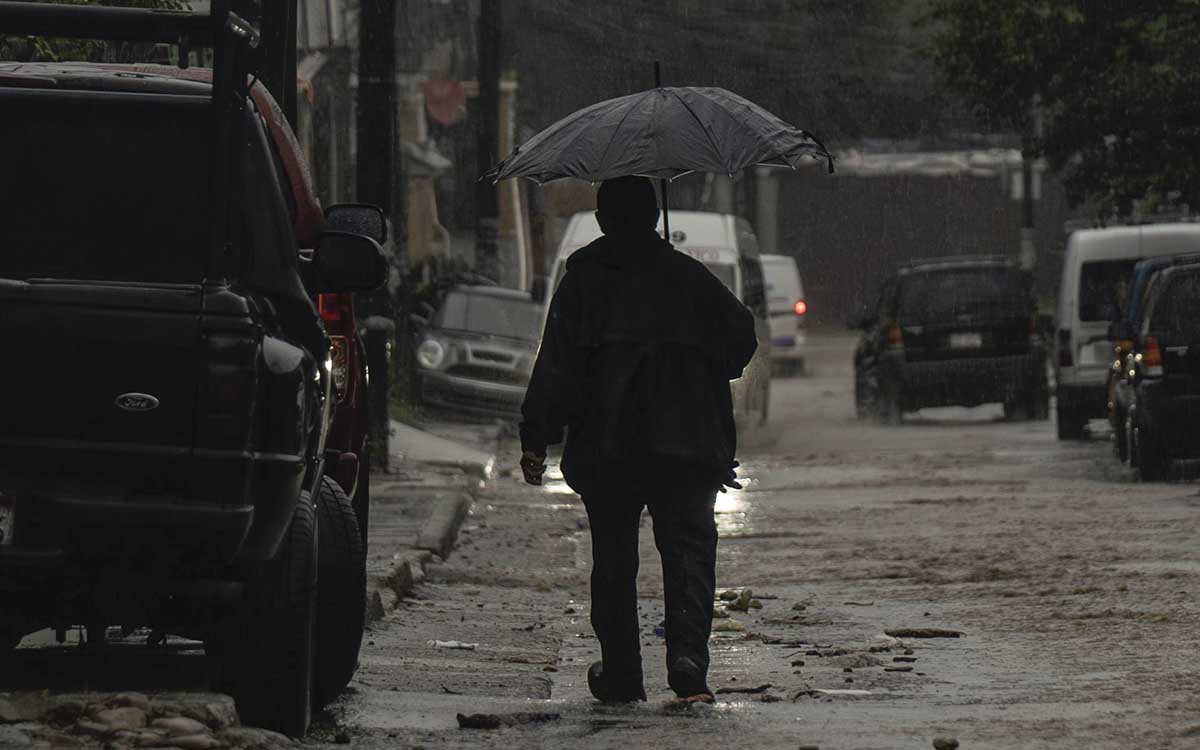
[519,176,758,702]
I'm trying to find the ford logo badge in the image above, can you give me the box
[115,393,160,412]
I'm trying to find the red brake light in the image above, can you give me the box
[1142,336,1163,371]
[318,293,341,322]
[794,299,807,316]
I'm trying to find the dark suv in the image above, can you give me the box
[1110,261,1200,480]
[852,256,1048,422]
[0,4,384,737]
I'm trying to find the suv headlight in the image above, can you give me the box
[417,338,447,369]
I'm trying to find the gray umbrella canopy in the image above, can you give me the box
[485,86,834,184]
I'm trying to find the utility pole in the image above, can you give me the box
[1019,93,1043,272]
[475,0,501,281]
[357,0,401,468]
[358,0,399,232]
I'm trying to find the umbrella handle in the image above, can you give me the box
[661,178,670,241]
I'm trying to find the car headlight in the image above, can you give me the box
[417,338,446,369]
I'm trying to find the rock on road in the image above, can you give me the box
[330,331,1200,750]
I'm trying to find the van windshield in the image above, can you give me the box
[0,95,211,283]
[1079,259,1137,322]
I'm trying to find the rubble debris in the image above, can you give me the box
[152,717,209,737]
[456,712,561,730]
[714,684,772,695]
[932,738,960,750]
[884,628,962,638]
[793,688,872,699]
[427,639,478,650]
[711,619,746,633]
[884,666,914,673]
[725,589,762,612]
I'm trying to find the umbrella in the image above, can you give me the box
[484,80,833,235]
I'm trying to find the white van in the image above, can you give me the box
[1054,223,1200,439]
[544,210,772,426]
[760,254,806,375]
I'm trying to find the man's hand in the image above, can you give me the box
[718,461,742,493]
[520,450,547,485]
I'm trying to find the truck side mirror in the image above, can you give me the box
[314,231,387,293]
[325,203,387,244]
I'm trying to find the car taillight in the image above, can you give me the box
[318,293,341,322]
[1057,329,1073,368]
[794,300,807,316]
[329,335,348,401]
[886,324,904,347]
[1139,336,1164,377]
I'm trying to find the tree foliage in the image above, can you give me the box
[927,0,1200,214]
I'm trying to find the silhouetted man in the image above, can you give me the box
[519,176,758,702]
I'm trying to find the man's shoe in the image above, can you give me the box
[587,661,647,702]
[667,657,713,699]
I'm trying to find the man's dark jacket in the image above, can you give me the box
[520,230,758,496]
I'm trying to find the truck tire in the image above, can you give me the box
[1134,416,1167,481]
[313,477,366,709]
[1056,400,1086,439]
[219,495,317,738]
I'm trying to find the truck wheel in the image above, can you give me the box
[1112,414,1128,462]
[1134,418,1167,481]
[1056,401,1086,439]
[220,494,317,738]
[875,379,902,425]
[313,477,366,709]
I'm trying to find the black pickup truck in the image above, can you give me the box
[0,3,385,737]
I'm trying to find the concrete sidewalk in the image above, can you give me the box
[364,420,500,625]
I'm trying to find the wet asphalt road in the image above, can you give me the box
[332,330,1200,750]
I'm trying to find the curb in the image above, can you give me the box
[364,422,503,626]
[415,492,472,558]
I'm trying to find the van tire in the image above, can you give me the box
[1056,401,1086,439]
[313,477,366,709]
[218,494,317,738]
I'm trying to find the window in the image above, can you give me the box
[739,256,767,317]
[434,290,542,340]
[896,267,1029,323]
[1079,260,1138,322]
[1149,270,1200,341]
[0,94,211,283]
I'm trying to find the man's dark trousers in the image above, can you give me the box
[582,477,719,692]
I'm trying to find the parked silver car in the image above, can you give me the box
[415,285,541,417]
